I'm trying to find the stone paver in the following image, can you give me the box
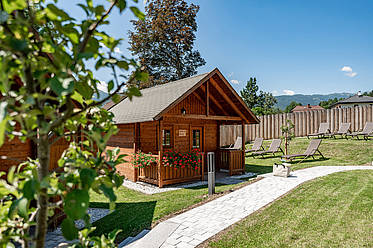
[131,166,372,248]
[122,172,256,194]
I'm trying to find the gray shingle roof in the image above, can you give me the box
[109,72,210,124]
[336,94,373,104]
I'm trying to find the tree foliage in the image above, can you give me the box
[284,101,302,113]
[280,119,295,155]
[362,90,373,97]
[0,0,146,247]
[240,77,279,116]
[240,78,259,109]
[319,97,342,109]
[129,0,206,88]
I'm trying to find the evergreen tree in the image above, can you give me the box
[240,77,260,109]
[240,78,278,115]
[129,0,206,87]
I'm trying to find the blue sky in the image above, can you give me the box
[63,0,373,96]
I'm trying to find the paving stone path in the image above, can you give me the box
[128,166,373,248]
[45,173,255,247]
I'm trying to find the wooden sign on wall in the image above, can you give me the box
[178,129,187,137]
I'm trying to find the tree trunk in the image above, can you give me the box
[285,136,288,155]
[35,134,50,248]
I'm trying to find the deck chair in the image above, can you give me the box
[245,137,264,154]
[282,139,324,163]
[221,136,242,150]
[307,123,330,139]
[325,123,351,139]
[346,122,373,140]
[252,139,284,158]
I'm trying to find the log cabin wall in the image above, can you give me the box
[49,137,70,171]
[0,135,69,175]
[0,137,33,171]
[108,124,135,148]
[107,123,138,181]
[139,122,158,154]
[167,92,216,116]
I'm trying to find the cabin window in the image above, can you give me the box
[162,130,171,147]
[192,130,200,148]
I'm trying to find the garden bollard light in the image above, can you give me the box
[207,152,215,195]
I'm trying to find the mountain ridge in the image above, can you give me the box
[275,93,353,110]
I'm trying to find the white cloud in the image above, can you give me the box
[283,89,295,95]
[346,72,357,77]
[341,66,357,77]
[272,90,279,96]
[230,79,240,85]
[341,66,352,72]
[97,81,108,93]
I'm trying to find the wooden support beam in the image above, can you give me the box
[241,121,245,173]
[192,91,206,106]
[158,120,163,187]
[216,122,220,171]
[206,81,209,116]
[164,114,242,121]
[199,83,229,116]
[210,77,250,123]
[134,123,140,182]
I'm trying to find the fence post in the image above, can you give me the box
[354,106,359,131]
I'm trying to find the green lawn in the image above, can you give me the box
[89,137,372,243]
[245,137,373,174]
[207,170,373,248]
[89,182,252,242]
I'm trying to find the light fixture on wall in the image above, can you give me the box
[181,108,186,115]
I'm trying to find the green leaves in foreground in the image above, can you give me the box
[64,189,90,220]
[0,0,144,246]
[61,217,78,240]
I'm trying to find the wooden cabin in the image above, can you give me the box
[107,68,259,187]
[0,136,69,173]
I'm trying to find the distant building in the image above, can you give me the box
[291,104,324,112]
[332,92,373,108]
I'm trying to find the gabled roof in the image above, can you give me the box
[335,94,373,104]
[292,105,324,112]
[108,68,259,124]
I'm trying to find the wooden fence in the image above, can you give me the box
[220,106,373,146]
